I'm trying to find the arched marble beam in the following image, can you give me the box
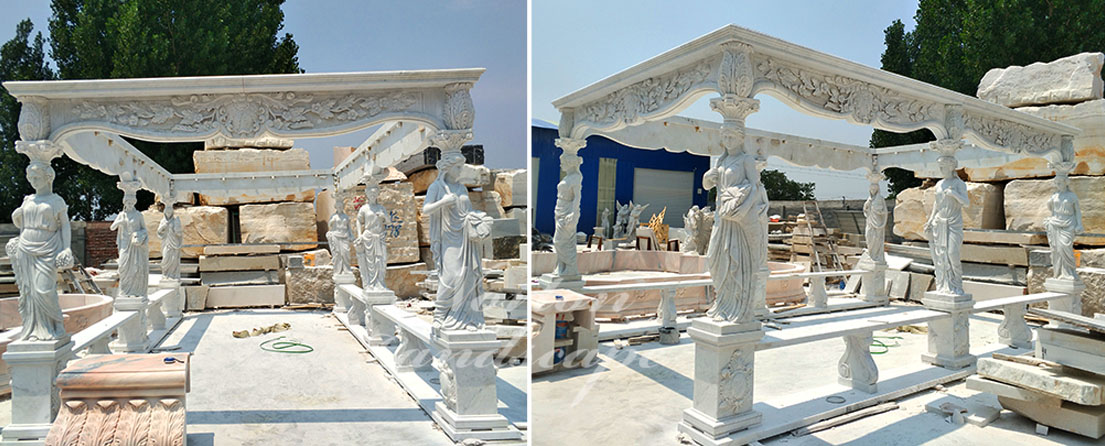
[57,130,172,197]
[334,120,431,191]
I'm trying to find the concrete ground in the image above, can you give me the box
[532,306,1099,446]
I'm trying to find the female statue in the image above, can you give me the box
[601,207,612,239]
[112,184,149,298]
[683,205,700,253]
[327,192,354,277]
[1045,171,1083,281]
[924,156,969,295]
[355,184,389,291]
[863,180,888,264]
[6,161,73,341]
[423,153,492,331]
[157,204,183,281]
[704,144,768,322]
[552,155,582,275]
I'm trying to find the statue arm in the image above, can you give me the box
[422,186,455,214]
[950,183,969,207]
[703,167,718,190]
[58,204,74,268]
[11,202,22,228]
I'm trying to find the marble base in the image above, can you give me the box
[538,273,584,291]
[857,260,889,305]
[430,329,518,441]
[921,291,976,370]
[157,279,183,318]
[1,337,73,445]
[363,289,397,346]
[112,296,150,353]
[1044,278,1085,329]
[431,401,519,441]
[333,273,355,313]
[683,318,764,443]
[659,327,680,345]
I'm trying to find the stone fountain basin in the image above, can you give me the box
[531,250,806,318]
[0,293,114,395]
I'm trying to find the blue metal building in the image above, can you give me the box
[532,119,711,236]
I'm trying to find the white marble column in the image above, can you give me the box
[1043,139,1085,327]
[156,199,184,318]
[920,138,975,370]
[539,137,587,290]
[1,139,76,444]
[859,169,889,304]
[111,177,151,353]
[680,41,766,445]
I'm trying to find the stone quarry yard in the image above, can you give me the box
[532,308,1100,446]
[0,308,526,445]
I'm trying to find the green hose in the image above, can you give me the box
[260,336,314,354]
[870,336,903,355]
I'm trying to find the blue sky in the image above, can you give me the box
[532,0,920,198]
[0,0,527,169]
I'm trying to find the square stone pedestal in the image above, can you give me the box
[1,337,73,445]
[857,258,889,305]
[921,291,976,370]
[112,296,150,353]
[157,279,184,318]
[363,288,397,345]
[1044,278,1085,329]
[430,329,520,441]
[332,273,356,313]
[679,318,764,445]
[538,273,584,291]
[45,353,190,446]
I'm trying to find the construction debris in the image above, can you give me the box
[232,322,291,338]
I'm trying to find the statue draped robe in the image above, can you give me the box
[552,171,582,275]
[6,194,68,340]
[927,177,968,295]
[356,205,388,291]
[1045,189,1083,280]
[706,153,767,322]
[113,208,149,297]
[427,179,489,331]
[157,214,182,280]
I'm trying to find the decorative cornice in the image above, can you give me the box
[963,112,1061,155]
[575,59,713,130]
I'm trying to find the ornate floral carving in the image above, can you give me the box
[443,82,475,130]
[717,42,754,97]
[433,355,458,411]
[577,60,713,128]
[964,112,1062,154]
[718,347,753,416]
[17,98,50,140]
[756,58,937,127]
[73,91,419,139]
[430,129,473,152]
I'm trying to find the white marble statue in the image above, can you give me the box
[423,152,493,331]
[157,204,182,281]
[683,205,700,253]
[5,156,73,341]
[327,191,355,277]
[552,155,583,276]
[112,181,148,298]
[924,156,968,296]
[626,202,649,238]
[355,183,389,292]
[863,175,888,264]
[601,207,612,239]
[612,201,630,239]
[704,145,768,322]
[1045,167,1083,281]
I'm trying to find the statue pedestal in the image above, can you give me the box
[363,289,397,346]
[1,337,73,445]
[112,296,149,353]
[921,291,975,369]
[157,278,183,318]
[333,273,355,313]
[1044,278,1085,329]
[538,273,584,291]
[430,329,519,441]
[679,319,763,445]
[857,257,889,305]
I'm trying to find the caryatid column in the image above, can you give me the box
[859,168,889,304]
[680,41,767,446]
[920,132,975,370]
[1,138,76,443]
[1043,136,1085,327]
[425,82,520,441]
[539,136,586,290]
[157,198,184,318]
[328,187,356,314]
[111,174,151,353]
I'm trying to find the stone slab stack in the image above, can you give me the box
[196,244,284,308]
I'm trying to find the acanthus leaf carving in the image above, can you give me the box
[577,60,713,129]
[717,42,754,97]
[72,90,419,139]
[443,82,475,130]
[756,58,938,127]
[717,347,753,416]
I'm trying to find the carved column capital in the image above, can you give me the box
[17,97,50,141]
[554,137,586,155]
[443,82,475,130]
[15,140,63,165]
[431,129,473,153]
[117,178,143,196]
[709,96,759,123]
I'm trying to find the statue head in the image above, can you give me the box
[436,152,465,182]
[122,193,137,210]
[937,156,957,178]
[25,161,54,194]
[1055,171,1071,191]
[364,185,380,204]
[163,204,175,218]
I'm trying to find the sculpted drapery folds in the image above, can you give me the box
[863,171,888,264]
[6,141,73,341]
[424,153,492,332]
[356,182,389,292]
[113,179,148,298]
[157,204,183,281]
[552,153,583,277]
[327,190,355,278]
[1045,164,1083,282]
[924,155,968,295]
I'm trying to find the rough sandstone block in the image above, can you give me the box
[285,265,334,304]
[386,262,426,298]
[892,182,1004,240]
[493,169,527,208]
[193,148,314,205]
[978,52,1104,108]
[239,202,318,250]
[142,206,229,258]
[378,182,420,264]
[1004,176,1105,245]
[977,357,1105,405]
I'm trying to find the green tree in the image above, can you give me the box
[872,1,1105,196]
[0,0,303,221]
[761,169,815,201]
[0,19,56,224]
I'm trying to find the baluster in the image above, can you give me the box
[998,304,1032,349]
[839,332,878,393]
[807,275,829,308]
